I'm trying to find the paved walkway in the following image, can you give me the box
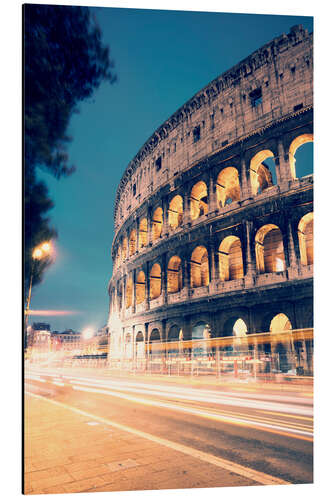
[24,393,261,495]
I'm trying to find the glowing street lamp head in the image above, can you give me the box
[41,242,51,253]
[82,327,94,340]
[32,248,43,260]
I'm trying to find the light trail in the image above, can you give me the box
[71,383,313,440]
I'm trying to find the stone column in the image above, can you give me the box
[183,187,191,226]
[240,157,251,200]
[208,239,216,282]
[147,207,153,246]
[277,139,293,184]
[162,197,169,236]
[145,261,150,310]
[245,220,255,284]
[208,171,217,213]
[135,217,140,253]
[161,253,168,304]
[132,269,136,313]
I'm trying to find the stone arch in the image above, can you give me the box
[190,181,208,220]
[138,218,148,249]
[124,331,133,359]
[190,246,209,287]
[192,321,211,340]
[298,212,313,266]
[152,207,163,240]
[169,195,183,229]
[222,316,248,337]
[216,167,240,208]
[270,313,292,333]
[125,277,133,309]
[218,235,244,281]
[135,331,145,359]
[167,324,183,341]
[149,328,161,343]
[289,133,313,179]
[150,263,162,299]
[250,150,276,195]
[129,228,137,256]
[167,255,182,293]
[135,271,146,305]
[255,224,285,273]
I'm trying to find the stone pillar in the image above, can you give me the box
[208,239,216,282]
[145,261,150,310]
[162,197,169,236]
[132,269,136,313]
[183,188,191,226]
[240,157,251,200]
[208,171,217,213]
[161,253,168,304]
[277,140,293,184]
[147,207,153,246]
[135,218,140,253]
[245,220,255,284]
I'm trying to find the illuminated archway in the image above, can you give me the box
[191,246,209,287]
[135,271,146,305]
[169,195,183,229]
[289,134,313,179]
[152,207,163,240]
[255,224,285,273]
[150,263,161,299]
[270,313,292,333]
[298,213,313,265]
[250,150,276,195]
[167,256,182,293]
[218,235,244,281]
[125,278,133,308]
[138,218,148,249]
[216,167,240,208]
[190,181,208,220]
[135,331,145,359]
[129,229,137,256]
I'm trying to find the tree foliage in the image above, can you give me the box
[24,4,116,297]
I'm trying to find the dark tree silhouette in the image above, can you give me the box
[24,4,116,297]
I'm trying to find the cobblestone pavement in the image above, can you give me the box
[24,393,260,495]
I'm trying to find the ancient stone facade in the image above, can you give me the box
[107,25,313,366]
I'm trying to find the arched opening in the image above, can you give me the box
[192,322,211,357]
[270,313,292,333]
[167,256,182,293]
[152,207,163,240]
[135,332,145,359]
[255,224,285,273]
[191,246,209,287]
[233,318,248,337]
[135,271,146,305]
[269,313,292,372]
[125,278,133,309]
[150,263,161,299]
[122,236,128,261]
[138,218,148,249]
[218,236,244,281]
[289,134,313,179]
[168,195,183,229]
[216,167,240,208]
[298,213,313,266]
[124,332,132,359]
[168,325,183,341]
[149,328,161,343]
[129,229,137,256]
[250,150,276,195]
[190,181,208,220]
[149,328,161,360]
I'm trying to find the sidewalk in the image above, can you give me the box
[24,393,261,495]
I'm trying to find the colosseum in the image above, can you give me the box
[107,24,313,377]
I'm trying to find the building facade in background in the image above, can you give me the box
[107,25,313,374]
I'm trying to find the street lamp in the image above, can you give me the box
[25,241,53,348]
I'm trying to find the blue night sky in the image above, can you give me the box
[29,4,313,333]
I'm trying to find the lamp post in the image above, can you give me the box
[24,242,53,350]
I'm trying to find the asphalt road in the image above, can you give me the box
[25,366,313,485]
